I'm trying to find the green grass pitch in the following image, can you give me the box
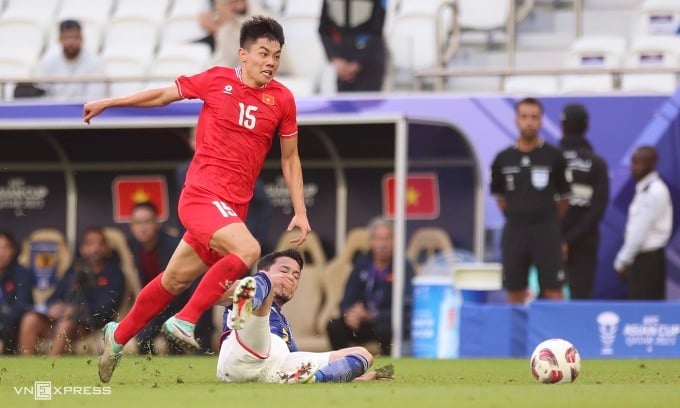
[2,356,680,407]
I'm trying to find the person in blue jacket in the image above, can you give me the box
[18,227,124,356]
[327,217,415,356]
[0,231,33,354]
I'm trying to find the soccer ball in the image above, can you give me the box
[530,338,581,384]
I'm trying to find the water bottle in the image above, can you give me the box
[437,286,462,358]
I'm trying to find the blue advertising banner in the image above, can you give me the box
[528,301,680,358]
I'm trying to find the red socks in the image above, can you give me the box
[176,254,248,324]
[114,273,175,345]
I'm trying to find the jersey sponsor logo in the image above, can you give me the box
[531,167,549,190]
[223,84,233,94]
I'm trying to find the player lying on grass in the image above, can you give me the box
[216,249,394,383]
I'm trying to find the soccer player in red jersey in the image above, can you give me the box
[82,16,310,383]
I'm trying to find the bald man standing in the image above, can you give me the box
[614,146,673,299]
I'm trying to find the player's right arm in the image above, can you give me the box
[83,85,182,124]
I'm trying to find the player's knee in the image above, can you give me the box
[232,237,261,267]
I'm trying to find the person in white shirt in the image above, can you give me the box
[37,20,106,102]
[614,146,673,299]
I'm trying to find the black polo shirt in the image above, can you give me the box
[491,139,571,225]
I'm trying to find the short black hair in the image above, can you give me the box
[59,19,81,32]
[132,201,159,215]
[240,15,285,49]
[635,145,658,165]
[561,103,589,134]
[515,97,544,114]
[256,249,304,272]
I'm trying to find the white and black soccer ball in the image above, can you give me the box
[530,338,581,384]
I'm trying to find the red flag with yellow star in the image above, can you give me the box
[382,173,439,219]
[112,176,169,223]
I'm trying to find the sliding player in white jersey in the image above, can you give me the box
[217,249,392,383]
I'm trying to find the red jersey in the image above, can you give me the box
[175,66,298,204]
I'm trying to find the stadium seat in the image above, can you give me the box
[275,230,331,352]
[112,0,171,24]
[407,227,454,275]
[457,0,513,47]
[102,55,148,97]
[57,0,114,26]
[168,0,211,18]
[387,0,457,89]
[560,35,626,93]
[102,227,141,320]
[279,0,326,92]
[275,76,315,97]
[102,16,160,66]
[147,43,212,88]
[638,0,680,36]
[74,227,143,355]
[17,229,72,314]
[0,18,46,65]
[0,56,33,101]
[160,15,209,48]
[621,35,680,93]
[1,0,60,27]
[319,227,370,325]
[502,75,560,95]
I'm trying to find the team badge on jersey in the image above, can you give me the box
[262,93,275,105]
[531,167,549,190]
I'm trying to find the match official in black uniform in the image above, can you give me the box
[491,97,571,304]
[559,104,609,299]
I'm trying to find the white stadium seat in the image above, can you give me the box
[160,15,209,47]
[387,0,456,88]
[102,17,160,66]
[457,0,512,46]
[113,0,171,24]
[0,57,33,101]
[103,55,147,97]
[168,0,211,18]
[561,35,627,93]
[621,35,680,93]
[638,0,680,36]
[280,0,326,92]
[0,18,46,65]
[1,0,60,27]
[502,75,560,95]
[57,0,114,26]
[147,44,212,88]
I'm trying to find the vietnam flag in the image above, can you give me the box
[382,173,439,219]
[112,176,169,223]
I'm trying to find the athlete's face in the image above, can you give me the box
[267,256,301,305]
[515,103,542,142]
[239,37,282,88]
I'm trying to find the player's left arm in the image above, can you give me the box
[280,136,310,245]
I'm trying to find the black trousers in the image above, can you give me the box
[628,248,666,300]
[327,317,392,356]
[566,238,599,299]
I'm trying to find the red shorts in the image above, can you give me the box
[178,186,249,266]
